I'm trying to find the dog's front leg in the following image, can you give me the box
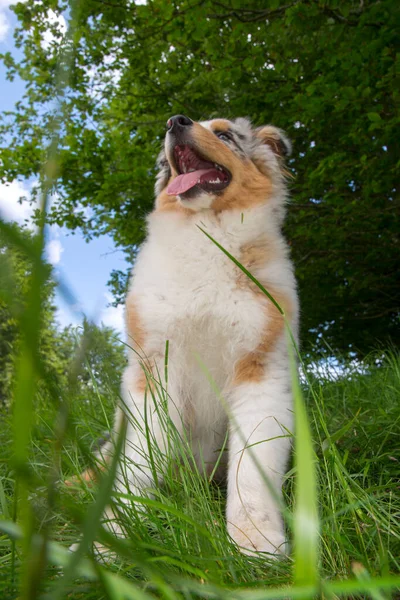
[100,368,184,543]
[226,375,293,556]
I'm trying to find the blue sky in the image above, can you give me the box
[0,1,129,335]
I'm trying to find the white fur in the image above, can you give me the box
[110,183,299,555]
[178,190,213,211]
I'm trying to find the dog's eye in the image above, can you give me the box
[216,132,232,142]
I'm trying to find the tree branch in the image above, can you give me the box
[207,0,383,27]
[207,1,303,22]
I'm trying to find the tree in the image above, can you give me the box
[1,0,399,356]
[0,223,60,404]
[55,320,126,399]
[0,223,126,407]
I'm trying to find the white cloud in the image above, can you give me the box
[73,203,94,220]
[41,9,66,51]
[0,0,28,43]
[100,293,125,334]
[0,180,36,225]
[84,49,128,102]
[0,2,65,48]
[46,238,63,265]
[0,0,25,7]
[0,180,65,267]
[0,11,9,42]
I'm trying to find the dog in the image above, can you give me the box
[93,115,299,556]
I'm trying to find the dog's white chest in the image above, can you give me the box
[128,211,267,383]
[136,213,261,321]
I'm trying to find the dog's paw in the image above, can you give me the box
[227,520,288,557]
[68,542,80,554]
[69,540,116,563]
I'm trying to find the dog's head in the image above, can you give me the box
[155,115,291,213]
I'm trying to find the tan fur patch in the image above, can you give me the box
[65,464,105,487]
[125,298,150,392]
[238,238,276,274]
[212,163,272,213]
[233,294,289,385]
[233,241,292,386]
[155,187,193,215]
[209,119,232,131]
[234,350,266,385]
[256,126,285,157]
[186,123,273,213]
[126,298,145,349]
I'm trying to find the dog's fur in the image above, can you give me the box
[99,116,299,555]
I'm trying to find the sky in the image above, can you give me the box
[0,1,129,335]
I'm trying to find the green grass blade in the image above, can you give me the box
[0,521,158,599]
[53,415,127,597]
[197,226,321,583]
[289,337,319,588]
[197,226,284,315]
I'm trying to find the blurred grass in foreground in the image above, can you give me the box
[0,210,399,598]
[0,3,399,597]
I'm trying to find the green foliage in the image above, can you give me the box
[0,0,399,356]
[56,320,126,401]
[0,223,59,405]
[1,341,400,597]
[0,223,126,409]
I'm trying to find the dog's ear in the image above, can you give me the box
[255,126,292,159]
[154,148,171,196]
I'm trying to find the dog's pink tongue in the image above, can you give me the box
[167,169,210,196]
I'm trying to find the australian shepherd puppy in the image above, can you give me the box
[104,115,299,556]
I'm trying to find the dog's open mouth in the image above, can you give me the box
[167,145,230,196]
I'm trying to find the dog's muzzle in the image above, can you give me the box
[166,114,193,134]
[165,115,231,197]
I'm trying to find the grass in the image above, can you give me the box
[0,6,399,595]
[0,168,399,600]
[0,229,399,600]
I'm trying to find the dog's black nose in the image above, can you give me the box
[166,115,193,132]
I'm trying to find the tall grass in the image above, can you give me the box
[0,4,399,597]
[0,207,399,599]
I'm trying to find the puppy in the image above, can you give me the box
[104,115,299,556]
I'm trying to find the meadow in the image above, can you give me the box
[0,219,399,599]
[0,2,398,596]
